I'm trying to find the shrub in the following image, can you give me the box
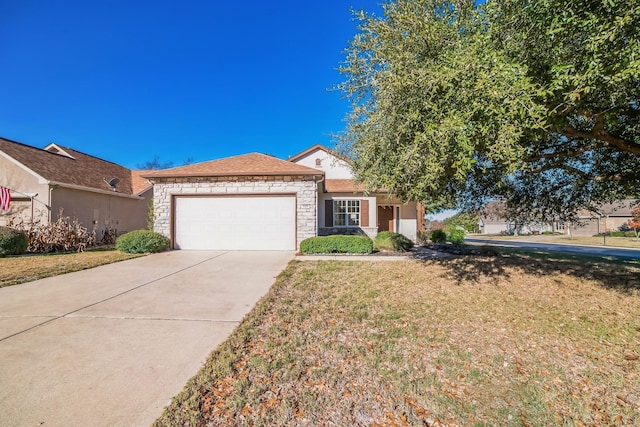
[116,230,170,253]
[0,227,28,256]
[609,231,625,237]
[300,235,373,254]
[448,226,465,244]
[430,229,447,243]
[542,231,554,235]
[374,231,413,252]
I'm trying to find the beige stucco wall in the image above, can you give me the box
[0,155,49,226]
[50,186,150,235]
[151,175,318,249]
[292,149,353,179]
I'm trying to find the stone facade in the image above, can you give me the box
[152,175,318,248]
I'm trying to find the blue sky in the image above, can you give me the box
[1,0,383,169]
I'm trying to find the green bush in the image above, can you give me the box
[609,231,626,237]
[430,229,447,244]
[542,231,554,235]
[0,226,28,256]
[116,230,170,254]
[374,231,413,252]
[448,226,465,244]
[300,235,373,254]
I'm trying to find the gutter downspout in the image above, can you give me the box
[48,185,54,223]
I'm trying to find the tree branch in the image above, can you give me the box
[559,120,640,156]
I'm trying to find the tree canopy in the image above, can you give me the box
[338,0,640,221]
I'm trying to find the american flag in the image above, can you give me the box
[0,186,11,211]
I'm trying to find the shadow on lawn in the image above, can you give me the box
[422,248,640,294]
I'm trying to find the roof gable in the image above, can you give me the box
[143,152,323,179]
[0,136,136,194]
[289,144,354,180]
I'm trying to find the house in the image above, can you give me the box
[144,144,423,250]
[478,199,638,236]
[0,136,152,235]
[569,200,639,236]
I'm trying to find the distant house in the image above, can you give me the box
[478,199,638,236]
[0,136,152,235]
[144,144,424,250]
[569,200,639,235]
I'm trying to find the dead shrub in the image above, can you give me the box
[9,209,96,253]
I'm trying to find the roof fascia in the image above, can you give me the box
[288,144,351,164]
[143,171,325,179]
[48,181,144,199]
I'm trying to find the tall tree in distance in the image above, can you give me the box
[338,0,640,222]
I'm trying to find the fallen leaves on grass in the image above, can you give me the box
[154,256,640,427]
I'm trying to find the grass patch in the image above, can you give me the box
[155,255,640,426]
[0,250,144,288]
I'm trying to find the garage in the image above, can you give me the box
[174,195,296,250]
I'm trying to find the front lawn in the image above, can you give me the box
[0,250,144,288]
[155,255,640,426]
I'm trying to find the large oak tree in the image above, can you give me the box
[338,0,640,220]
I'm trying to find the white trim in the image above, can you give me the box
[48,181,144,199]
[0,150,49,184]
[332,199,361,227]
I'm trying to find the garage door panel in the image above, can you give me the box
[174,196,296,250]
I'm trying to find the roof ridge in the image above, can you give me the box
[56,144,130,170]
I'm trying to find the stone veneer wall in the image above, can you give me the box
[151,175,318,249]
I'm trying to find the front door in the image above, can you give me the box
[377,206,394,233]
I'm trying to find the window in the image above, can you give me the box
[333,200,360,227]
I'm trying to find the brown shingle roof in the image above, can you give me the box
[143,153,323,178]
[131,170,153,194]
[324,179,366,193]
[0,136,136,194]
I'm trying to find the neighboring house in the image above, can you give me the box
[478,199,638,236]
[0,136,152,235]
[145,144,423,250]
[569,200,638,236]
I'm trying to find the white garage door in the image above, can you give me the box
[174,196,296,250]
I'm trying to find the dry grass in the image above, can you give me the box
[0,249,143,288]
[155,254,640,427]
[477,234,640,249]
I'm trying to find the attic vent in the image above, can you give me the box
[103,177,120,192]
[315,158,322,166]
[44,143,75,158]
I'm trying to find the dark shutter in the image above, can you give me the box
[361,200,369,227]
[325,200,333,227]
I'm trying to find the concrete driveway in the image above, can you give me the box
[0,250,293,427]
